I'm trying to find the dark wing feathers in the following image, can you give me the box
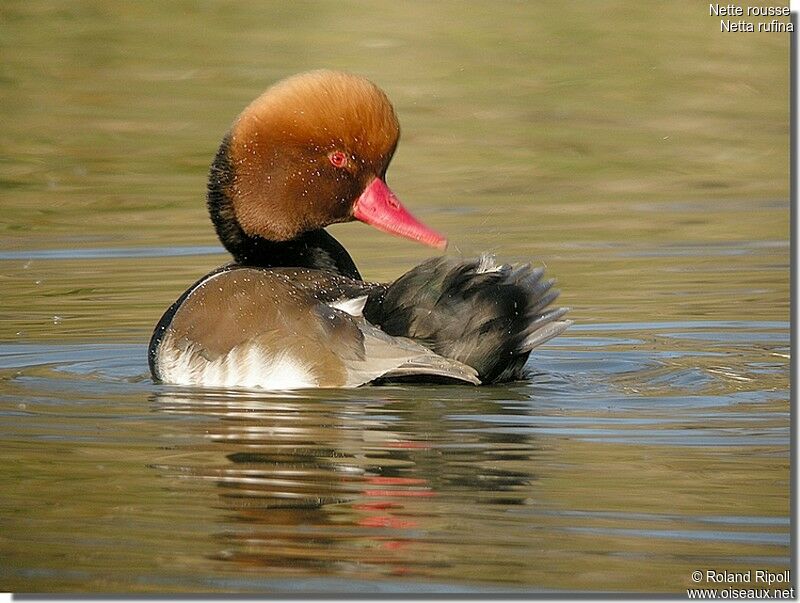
[363,256,571,383]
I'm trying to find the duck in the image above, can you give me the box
[148,70,571,389]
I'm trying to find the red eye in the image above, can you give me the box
[328,150,348,168]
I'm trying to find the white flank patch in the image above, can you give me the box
[157,334,318,390]
[329,295,368,316]
[476,253,500,274]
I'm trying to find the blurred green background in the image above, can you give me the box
[0,2,789,336]
[0,2,790,340]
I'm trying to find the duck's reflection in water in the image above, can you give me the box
[150,386,541,581]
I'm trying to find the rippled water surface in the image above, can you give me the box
[0,1,790,595]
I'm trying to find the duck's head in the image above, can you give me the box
[208,70,446,260]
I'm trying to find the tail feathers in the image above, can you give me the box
[364,255,570,383]
[522,319,573,351]
[514,265,546,290]
[526,282,559,315]
[520,306,571,348]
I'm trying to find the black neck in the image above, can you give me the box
[206,132,361,280]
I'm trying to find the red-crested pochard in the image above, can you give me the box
[149,70,571,389]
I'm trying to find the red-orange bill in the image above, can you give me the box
[352,178,447,250]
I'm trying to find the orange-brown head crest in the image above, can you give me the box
[224,70,401,241]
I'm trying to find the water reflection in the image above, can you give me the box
[0,323,789,592]
[150,388,542,581]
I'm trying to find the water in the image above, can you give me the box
[0,1,790,595]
